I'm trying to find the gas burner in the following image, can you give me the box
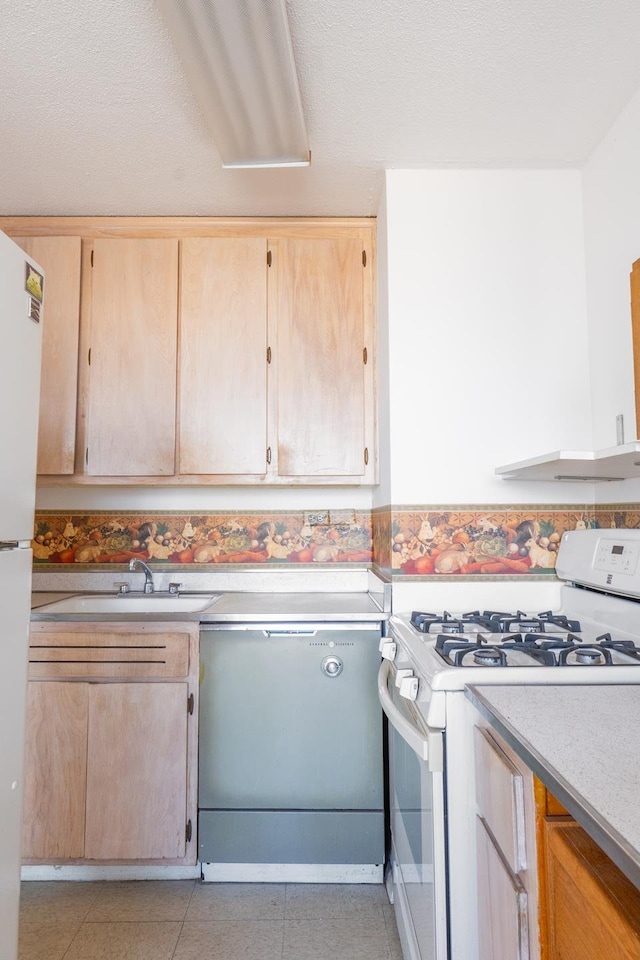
[491,612,582,634]
[472,647,507,667]
[411,611,466,634]
[435,635,487,658]
[557,645,613,666]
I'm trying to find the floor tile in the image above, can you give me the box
[85,879,195,921]
[63,921,181,960]
[283,917,391,960]
[186,882,286,921]
[174,920,284,960]
[18,921,80,960]
[19,882,104,924]
[284,883,386,919]
[384,912,404,960]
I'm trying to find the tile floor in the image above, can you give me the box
[18,880,403,960]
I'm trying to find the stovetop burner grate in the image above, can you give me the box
[414,610,640,668]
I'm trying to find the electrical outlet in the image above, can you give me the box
[330,509,356,525]
[304,511,329,526]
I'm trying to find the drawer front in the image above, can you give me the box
[474,726,526,873]
[28,631,190,679]
[477,816,529,960]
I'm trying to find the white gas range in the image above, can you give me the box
[378,528,640,960]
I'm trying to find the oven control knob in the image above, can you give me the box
[395,668,414,688]
[380,641,397,662]
[399,676,419,701]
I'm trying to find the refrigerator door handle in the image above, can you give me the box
[0,541,21,551]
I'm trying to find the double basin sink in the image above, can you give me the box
[34,593,220,614]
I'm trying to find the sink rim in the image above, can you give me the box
[33,593,220,614]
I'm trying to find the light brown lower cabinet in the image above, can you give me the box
[22,622,198,865]
[541,819,640,960]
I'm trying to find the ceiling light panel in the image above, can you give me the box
[156,0,310,167]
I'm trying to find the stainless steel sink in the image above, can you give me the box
[34,594,220,614]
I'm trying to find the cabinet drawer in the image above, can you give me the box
[477,816,529,960]
[474,726,526,873]
[28,631,190,679]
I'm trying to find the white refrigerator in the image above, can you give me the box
[0,230,43,958]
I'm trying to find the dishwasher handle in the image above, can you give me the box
[264,629,317,637]
[377,660,443,772]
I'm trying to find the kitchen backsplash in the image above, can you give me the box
[372,504,640,580]
[33,504,640,578]
[32,510,372,568]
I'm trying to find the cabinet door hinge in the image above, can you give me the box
[266,346,272,364]
[266,446,272,465]
[187,693,194,715]
[185,819,192,843]
[88,348,91,366]
[363,347,368,365]
[362,249,367,267]
[267,250,272,267]
[364,447,369,466]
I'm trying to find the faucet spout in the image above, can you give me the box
[129,558,155,594]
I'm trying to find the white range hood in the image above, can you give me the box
[495,441,640,482]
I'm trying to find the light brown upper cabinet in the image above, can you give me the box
[179,237,268,476]
[0,218,376,485]
[273,237,370,479]
[86,239,179,476]
[12,236,81,475]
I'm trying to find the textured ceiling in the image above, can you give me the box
[2,0,640,216]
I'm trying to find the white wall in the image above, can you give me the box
[583,86,640,503]
[383,168,593,504]
[35,485,374,512]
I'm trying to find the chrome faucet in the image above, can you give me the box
[129,558,155,594]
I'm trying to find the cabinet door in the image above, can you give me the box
[179,237,268,474]
[476,816,529,960]
[84,682,188,860]
[86,239,178,476]
[22,681,88,860]
[13,236,81,475]
[274,237,367,478]
[543,820,640,960]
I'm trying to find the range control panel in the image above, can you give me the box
[594,538,640,576]
[556,529,640,599]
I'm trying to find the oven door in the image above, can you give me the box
[378,660,448,960]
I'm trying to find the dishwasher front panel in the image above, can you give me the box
[199,623,383,810]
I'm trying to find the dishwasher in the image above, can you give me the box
[198,621,384,882]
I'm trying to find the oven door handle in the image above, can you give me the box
[377,660,443,772]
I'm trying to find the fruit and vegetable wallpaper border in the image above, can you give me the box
[32,504,640,576]
[32,510,373,567]
[372,504,640,580]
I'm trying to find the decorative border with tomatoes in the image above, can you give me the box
[32,504,640,575]
[372,505,629,579]
[32,511,373,566]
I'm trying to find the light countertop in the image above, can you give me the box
[30,590,387,623]
[467,683,640,889]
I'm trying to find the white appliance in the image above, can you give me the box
[0,231,43,959]
[379,527,640,960]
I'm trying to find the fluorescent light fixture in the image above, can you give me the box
[156,0,310,168]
